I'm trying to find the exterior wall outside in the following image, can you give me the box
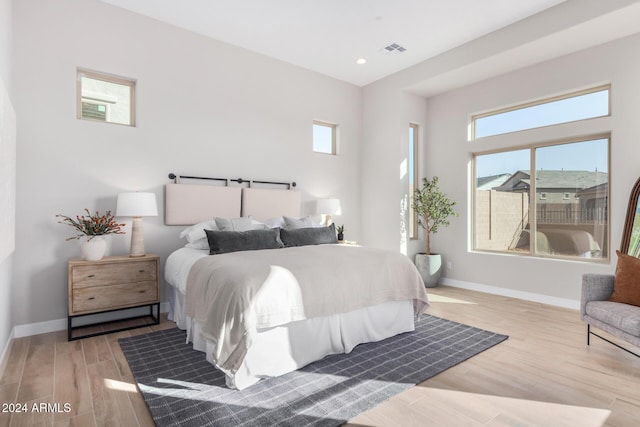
[475,190,528,251]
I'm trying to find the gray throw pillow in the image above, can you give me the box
[205,228,284,255]
[280,224,338,247]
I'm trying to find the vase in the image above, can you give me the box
[414,253,442,288]
[80,236,107,261]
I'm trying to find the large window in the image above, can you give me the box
[313,121,337,154]
[472,86,609,139]
[77,69,136,126]
[474,137,609,260]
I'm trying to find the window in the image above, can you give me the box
[473,137,609,260]
[313,121,337,154]
[77,69,135,126]
[409,123,419,239]
[472,86,609,139]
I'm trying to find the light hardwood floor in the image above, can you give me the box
[1,286,639,426]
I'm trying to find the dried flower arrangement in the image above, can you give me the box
[56,209,125,241]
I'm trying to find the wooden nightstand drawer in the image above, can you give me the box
[72,280,158,314]
[67,255,161,339]
[71,260,157,289]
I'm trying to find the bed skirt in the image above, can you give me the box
[168,287,415,389]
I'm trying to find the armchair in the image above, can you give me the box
[580,273,640,357]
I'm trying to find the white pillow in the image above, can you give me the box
[178,220,218,250]
[251,219,270,230]
[262,217,284,228]
[179,220,218,243]
[283,216,322,229]
[215,216,254,231]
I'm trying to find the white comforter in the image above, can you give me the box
[185,244,429,376]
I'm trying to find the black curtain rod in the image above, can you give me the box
[168,173,296,189]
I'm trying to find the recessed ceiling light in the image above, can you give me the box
[356,58,367,65]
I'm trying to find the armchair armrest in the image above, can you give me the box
[580,273,614,319]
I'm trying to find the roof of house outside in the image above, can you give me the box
[476,173,512,190]
[484,170,608,192]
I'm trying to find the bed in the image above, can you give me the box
[164,181,429,390]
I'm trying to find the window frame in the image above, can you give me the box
[472,134,610,262]
[312,120,337,155]
[470,85,610,140]
[77,68,136,126]
[409,123,419,240]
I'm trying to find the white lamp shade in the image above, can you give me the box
[116,192,158,217]
[315,198,341,215]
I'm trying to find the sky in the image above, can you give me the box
[475,138,608,177]
[474,89,609,178]
[474,89,608,138]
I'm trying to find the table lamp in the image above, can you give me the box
[116,192,158,257]
[315,198,341,226]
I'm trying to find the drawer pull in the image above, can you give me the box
[88,297,95,300]
[139,290,146,294]
[87,274,96,278]
[139,270,145,273]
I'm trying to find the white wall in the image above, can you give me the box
[423,34,640,303]
[0,0,10,86]
[360,1,640,307]
[362,0,640,307]
[10,0,640,332]
[11,0,362,327]
[360,85,427,256]
[0,0,14,367]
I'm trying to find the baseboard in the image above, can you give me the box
[440,278,580,310]
[12,301,171,338]
[0,328,15,381]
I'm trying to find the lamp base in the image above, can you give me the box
[129,217,146,257]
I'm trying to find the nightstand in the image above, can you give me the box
[67,254,160,340]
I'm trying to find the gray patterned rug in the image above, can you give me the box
[119,314,507,427]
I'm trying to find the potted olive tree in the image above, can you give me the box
[412,176,458,287]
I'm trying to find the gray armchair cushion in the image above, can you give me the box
[581,273,640,348]
[585,301,640,337]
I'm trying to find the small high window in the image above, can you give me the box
[313,121,337,155]
[77,69,136,126]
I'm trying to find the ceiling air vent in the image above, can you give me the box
[382,43,406,54]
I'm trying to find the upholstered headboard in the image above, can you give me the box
[165,174,300,225]
[241,188,301,221]
[165,183,242,225]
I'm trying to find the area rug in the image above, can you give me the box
[119,314,507,427]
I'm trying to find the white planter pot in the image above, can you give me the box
[414,253,442,288]
[80,236,107,261]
